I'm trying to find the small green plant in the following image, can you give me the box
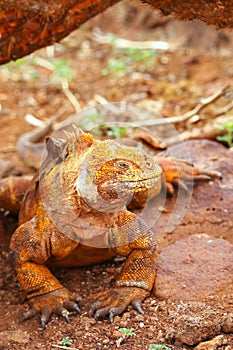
[1,56,39,81]
[60,336,73,346]
[44,58,80,112]
[102,47,157,78]
[216,121,233,147]
[118,327,136,337]
[89,124,129,139]
[125,48,157,63]
[149,344,172,350]
[106,126,128,138]
[102,58,132,77]
[76,113,104,130]
[49,58,76,83]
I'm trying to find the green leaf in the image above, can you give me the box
[107,126,128,138]
[118,327,136,337]
[60,337,73,346]
[149,344,172,350]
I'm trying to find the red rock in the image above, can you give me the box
[155,233,233,301]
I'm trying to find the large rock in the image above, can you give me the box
[155,233,233,301]
[154,233,233,345]
[154,231,233,346]
[150,140,233,248]
[167,301,230,345]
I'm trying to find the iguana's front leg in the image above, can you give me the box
[10,219,82,328]
[89,212,157,322]
[157,156,221,194]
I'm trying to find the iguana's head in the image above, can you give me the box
[62,130,162,212]
[92,141,162,199]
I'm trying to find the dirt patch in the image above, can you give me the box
[0,1,233,349]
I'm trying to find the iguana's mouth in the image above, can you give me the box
[123,175,161,190]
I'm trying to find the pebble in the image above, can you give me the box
[194,335,226,350]
[112,330,123,340]
[133,314,144,322]
[102,338,109,344]
[222,314,233,333]
[118,320,128,328]
[113,315,121,323]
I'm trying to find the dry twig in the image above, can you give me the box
[215,100,233,116]
[131,85,230,127]
[51,345,79,350]
[34,57,81,113]
[92,28,170,51]
[165,114,233,146]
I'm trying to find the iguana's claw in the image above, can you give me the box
[131,300,144,314]
[22,308,37,323]
[157,156,222,195]
[22,288,82,329]
[89,287,148,322]
[195,168,222,179]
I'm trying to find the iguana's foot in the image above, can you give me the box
[89,287,149,322]
[157,156,221,194]
[22,288,83,329]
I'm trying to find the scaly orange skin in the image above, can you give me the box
[9,130,162,327]
[1,130,220,327]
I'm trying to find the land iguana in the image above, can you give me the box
[0,127,220,328]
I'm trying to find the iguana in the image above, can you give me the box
[0,127,220,329]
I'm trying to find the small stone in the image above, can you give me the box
[113,316,120,323]
[147,332,155,339]
[149,316,159,322]
[121,312,131,321]
[221,314,233,333]
[133,314,144,322]
[102,338,109,344]
[90,319,96,325]
[164,327,176,342]
[112,330,124,340]
[157,329,164,339]
[194,335,225,350]
[118,320,128,328]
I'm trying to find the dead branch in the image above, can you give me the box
[51,345,79,350]
[92,28,171,51]
[215,101,233,117]
[1,0,233,65]
[165,115,233,146]
[131,85,231,127]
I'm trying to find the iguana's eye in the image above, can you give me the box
[115,160,130,170]
[146,160,153,169]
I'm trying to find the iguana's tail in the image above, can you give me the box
[0,175,33,214]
